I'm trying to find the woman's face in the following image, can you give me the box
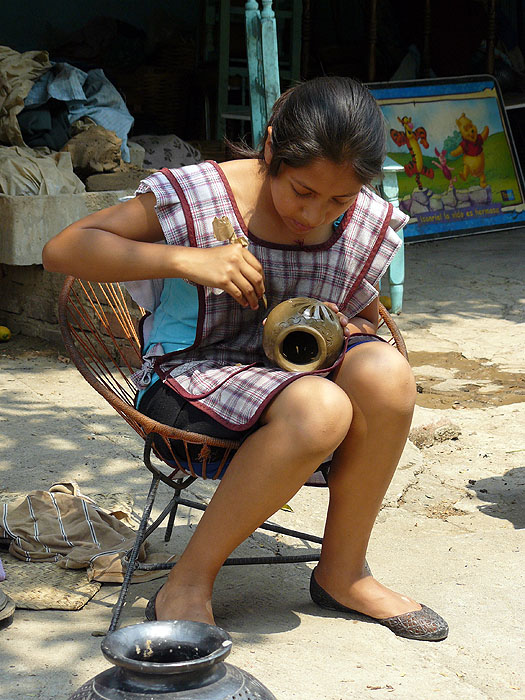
[267,157,363,242]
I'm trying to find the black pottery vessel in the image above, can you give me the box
[69,620,277,699]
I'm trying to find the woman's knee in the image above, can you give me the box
[337,343,416,415]
[264,377,353,454]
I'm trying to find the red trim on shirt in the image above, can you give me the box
[341,201,393,310]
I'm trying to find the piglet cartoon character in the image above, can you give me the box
[432,148,456,188]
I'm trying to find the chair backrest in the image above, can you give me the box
[58,277,241,481]
[58,277,407,480]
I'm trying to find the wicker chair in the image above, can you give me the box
[58,276,408,631]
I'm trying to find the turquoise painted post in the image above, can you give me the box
[245,1,266,146]
[260,0,281,119]
[245,1,280,147]
[378,157,405,314]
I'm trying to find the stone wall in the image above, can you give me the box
[0,263,65,346]
[0,265,144,359]
[399,184,495,218]
[0,189,133,345]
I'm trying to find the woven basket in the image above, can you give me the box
[152,40,197,71]
[116,36,195,133]
[143,67,190,130]
[116,37,197,134]
[117,66,191,134]
[0,554,101,610]
[190,140,228,163]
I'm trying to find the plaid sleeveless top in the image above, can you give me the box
[131,162,407,429]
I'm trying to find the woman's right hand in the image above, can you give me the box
[176,244,266,310]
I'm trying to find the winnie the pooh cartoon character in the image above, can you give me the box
[451,113,489,188]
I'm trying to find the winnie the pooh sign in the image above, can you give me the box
[369,75,525,241]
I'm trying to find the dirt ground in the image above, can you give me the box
[410,349,525,409]
[0,228,524,699]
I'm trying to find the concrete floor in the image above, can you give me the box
[1,229,524,699]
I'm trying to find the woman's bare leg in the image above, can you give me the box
[314,341,419,618]
[155,376,353,622]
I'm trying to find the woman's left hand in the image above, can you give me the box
[323,302,352,337]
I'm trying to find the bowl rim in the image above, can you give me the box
[101,620,233,675]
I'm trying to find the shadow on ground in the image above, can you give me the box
[467,467,525,529]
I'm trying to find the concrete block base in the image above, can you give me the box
[0,190,133,266]
[0,189,134,342]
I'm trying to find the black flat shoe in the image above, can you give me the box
[144,585,163,622]
[310,568,448,642]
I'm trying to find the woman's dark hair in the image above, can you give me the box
[229,76,386,184]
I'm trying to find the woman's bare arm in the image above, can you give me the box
[42,192,266,309]
[345,296,378,334]
[43,193,172,281]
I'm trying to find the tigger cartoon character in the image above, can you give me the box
[450,113,489,188]
[390,116,434,190]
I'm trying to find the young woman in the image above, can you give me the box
[43,76,448,641]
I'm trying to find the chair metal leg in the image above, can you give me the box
[132,494,323,573]
[164,503,178,542]
[174,496,323,544]
[110,435,324,628]
[108,474,160,633]
[109,440,194,630]
[164,479,183,542]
